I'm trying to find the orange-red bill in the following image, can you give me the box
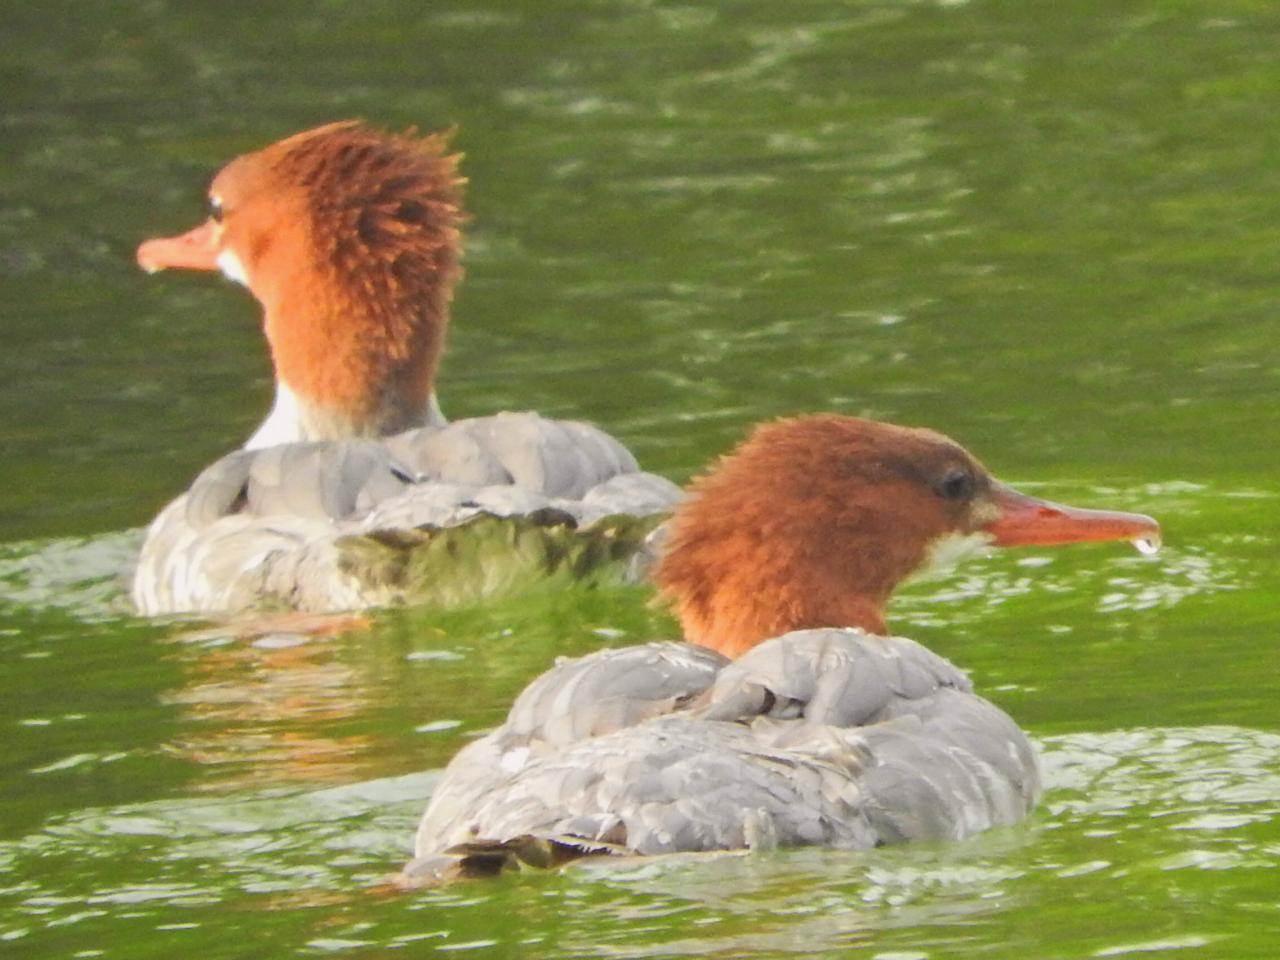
[136,219,221,273]
[983,482,1161,550]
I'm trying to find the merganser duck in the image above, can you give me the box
[405,414,1160,881]
[131,122,679,615]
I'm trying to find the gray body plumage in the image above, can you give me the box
[406,628,1040,880]
[132,411,681,614]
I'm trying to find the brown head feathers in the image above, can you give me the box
[653,414,1159,658]
[210,121,466,436]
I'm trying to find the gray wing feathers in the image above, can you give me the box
[856,695,1040,844]
[183,451,254,525]
[412,642,727,854]
[247,442,412,520]
[867,687,1041,830]
[504,642,729,743]
[416,717,880,861]
[134,412,678,614]
[383,426,512,487]
[132,497,362,613]
[379,415,640,495]
[582,472,683,517]
[698,628,972,725]
[410,629,1041,873]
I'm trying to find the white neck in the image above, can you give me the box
[242,382,448,450]
[244,382,306,450]
[424,391,447,428]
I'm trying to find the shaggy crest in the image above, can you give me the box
[211,121,463,434]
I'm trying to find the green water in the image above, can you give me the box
[2,0,1278,956]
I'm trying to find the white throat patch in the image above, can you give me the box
[216,248,249,287]
[906,530,995,584]
[244,382,305,450]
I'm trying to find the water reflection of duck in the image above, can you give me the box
[162,623,377,789]
[406,415,1160,881]
[131,122,679,616]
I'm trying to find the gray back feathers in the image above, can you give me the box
[133,412,680,614]
[406,628,1041,882]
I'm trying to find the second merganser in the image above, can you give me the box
[131,122,679,615]
[405,414,1160,881]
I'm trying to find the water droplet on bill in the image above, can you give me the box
[1133,537,1161,556]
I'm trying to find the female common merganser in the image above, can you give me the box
[131,122,679,615]
[405,414,1160,881]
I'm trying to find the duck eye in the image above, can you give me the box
[207,195,224,223]
[935,468,974,501]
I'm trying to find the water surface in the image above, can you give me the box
[2,1,1278,957]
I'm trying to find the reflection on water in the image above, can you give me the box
[161,626,379,790]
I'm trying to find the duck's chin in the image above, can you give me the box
[902,530,995,585]
[217,248,250,286]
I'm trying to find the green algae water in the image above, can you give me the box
[2,0,1278,956]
